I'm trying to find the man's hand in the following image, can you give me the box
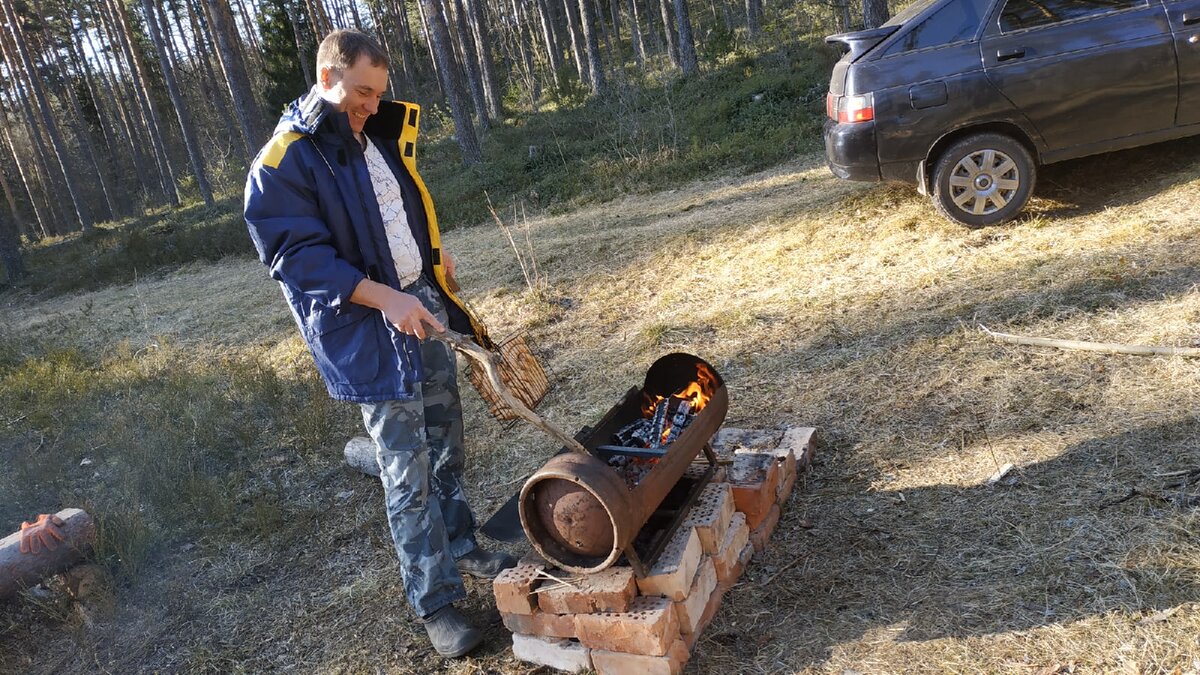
[19,514,66,555]
[351,279,445,339]
[443,250,456,280]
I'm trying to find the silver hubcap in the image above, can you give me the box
[948,148,1020,216]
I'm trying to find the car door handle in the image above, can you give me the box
[1183,12,1200,24]
[997,47,1026,61]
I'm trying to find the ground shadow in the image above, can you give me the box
[691,418,1200,671]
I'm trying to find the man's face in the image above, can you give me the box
[318,56,389,135]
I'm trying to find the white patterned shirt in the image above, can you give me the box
[364,137,423,287]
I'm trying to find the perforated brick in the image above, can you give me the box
[575,595,681,656]
[503,609,577,638]
[782,426,817,471]
[538,566,637,615]
[683,462,726,484]
[680,482,735,554]
[675,557,716,635]
[635,526,703,601]
[736,441,797,505]
[729,453,781,530]
[493,558,545,615]
[592,638,690,675]
[713,512,750,583]
[711,428,784,459]
[511,634,592,673]
[750,504,782,552]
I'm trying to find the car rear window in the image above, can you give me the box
[998,0,1146,31]
[881,0,992,55]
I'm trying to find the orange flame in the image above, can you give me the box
[641,363,718,417]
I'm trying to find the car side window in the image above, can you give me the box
[998,0,1145,32]
[881,0,992,55]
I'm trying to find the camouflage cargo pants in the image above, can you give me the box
[360,278,478,618]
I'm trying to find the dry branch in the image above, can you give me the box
[979,324,1200,357]
[434,330,588,455]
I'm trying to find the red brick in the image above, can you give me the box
[782,426,817,471]
[726,541,754,584]
[680,482,734,554]
[511,634,592,673]
[575,596,680,657]
[750,504,782,552]
[592,639,690,675]
[683,584,725,651]
[538,566,637,614]
[729,454,781,529]
[674,557,716,635]
[736,442,797,504]
[712,512,749,583]
[502,609,577,638]
[493,558,545,615]
[635,526,703,601]
[777,466,797,505]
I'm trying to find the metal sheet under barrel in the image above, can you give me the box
[519,353,728,574]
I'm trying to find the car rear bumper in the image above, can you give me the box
[824,118,880,181]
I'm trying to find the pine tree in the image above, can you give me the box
[259,0,312,115]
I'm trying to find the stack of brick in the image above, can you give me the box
[496,426,817,674]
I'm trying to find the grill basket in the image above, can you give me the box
[466,332,550,421]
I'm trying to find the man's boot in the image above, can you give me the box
[423,604,482,658]
[457,548,517,579]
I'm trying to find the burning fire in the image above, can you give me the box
[642,363,718,416]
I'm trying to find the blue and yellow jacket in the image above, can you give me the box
[244,88,491,402]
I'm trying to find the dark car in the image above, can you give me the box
[823,0,1200,226]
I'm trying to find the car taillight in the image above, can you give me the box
[827,92,874,124]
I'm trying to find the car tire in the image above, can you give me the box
[931,133,1036,227]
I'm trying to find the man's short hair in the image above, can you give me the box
[316,29,389,75]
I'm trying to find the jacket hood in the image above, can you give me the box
[274,86,408,140]
[275,86,333,137]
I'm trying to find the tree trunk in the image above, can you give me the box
[284,0,315,88]
[0,0,94,232]
[658,0,678,66]
[745,0,760,38]
[534,0,564,89]
[419,0,482,164]
[625,0,646,68]
[562,0,590,86]
[0,123,48,240]
[577,0,605,94]
[90,1,155,198]
[862,0,889,28]
[415,0,446,96]
[304,0,331,35]
[447,0,489,128]
[107,0,181,206]
[391,0,420,88]
[142,0,215,206]
[203,0,267,158]
[673,0,697,75]
[510,0,541,107]
[465,0,501,118]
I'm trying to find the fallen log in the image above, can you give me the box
[0,508,95,600]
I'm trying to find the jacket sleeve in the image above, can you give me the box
[243,140,364,311]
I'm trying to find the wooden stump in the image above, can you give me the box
[0,508,95,600]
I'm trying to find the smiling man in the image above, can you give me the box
[244,29,514,658]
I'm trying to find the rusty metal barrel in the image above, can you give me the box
[519,353,728,574]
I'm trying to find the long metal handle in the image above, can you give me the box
[432,330,589,455]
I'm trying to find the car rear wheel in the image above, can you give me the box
[931,133,1036,227]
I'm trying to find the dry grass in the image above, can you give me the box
[5,136,1200,673]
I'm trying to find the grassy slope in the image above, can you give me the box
[3,132,1200,672]
[5,46,1200,670]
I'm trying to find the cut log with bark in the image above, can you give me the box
[0,508,95,600]
[344,436,381,477]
